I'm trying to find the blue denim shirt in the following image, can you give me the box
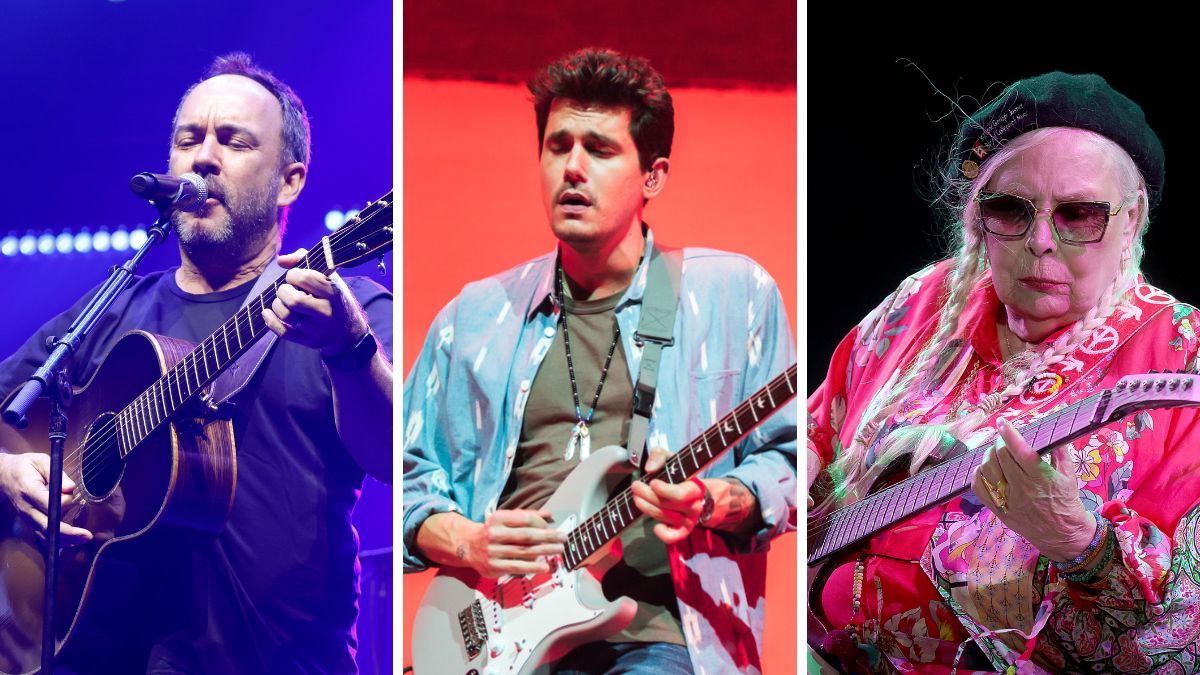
[402,231,796,674]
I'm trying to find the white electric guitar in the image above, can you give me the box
[411,365,797,675]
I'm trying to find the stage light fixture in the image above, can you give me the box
[56,232,74,254]
[111,229,130,252]
[74,231,93,253]
[37,234,55,255]
[93,230,111,252]
[325,210,345,231]
[19,235,36,256]
[130,228,148,249]
[1,236,17,257]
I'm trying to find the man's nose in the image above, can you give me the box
[191,134,222,175]
[563,145,586,184]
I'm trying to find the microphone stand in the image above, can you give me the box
[2,199,175,675]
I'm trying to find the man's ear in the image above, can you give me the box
[277,161,307,208]
[642,157,670,200]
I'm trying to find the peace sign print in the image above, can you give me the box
[1135,285,1175,306]
[1079,325,1120,355]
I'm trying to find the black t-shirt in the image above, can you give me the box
[0,268,392,674]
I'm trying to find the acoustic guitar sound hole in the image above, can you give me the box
[80,412,125,499]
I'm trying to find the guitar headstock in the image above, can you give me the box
[326,190,394,270]
[1104,371,1200,420]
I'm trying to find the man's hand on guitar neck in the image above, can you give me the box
[416,509,567,579]
[0,452,92,545]
[263,248,394,483]
[632,447,764,544]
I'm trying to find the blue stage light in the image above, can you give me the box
[325,210,345,231]
[37,233,55,255]
[111,229,130,252]
[56,232,74,254]
[93,230,111,252]
[74,230,92,253]
[130,228,148,249]
[1,236,17,257]
[19,234,36,256]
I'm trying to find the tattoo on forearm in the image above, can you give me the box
[456,544,466,561]
[721,484,751,525]
[707,479,764,535]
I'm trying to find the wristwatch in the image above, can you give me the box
[698,481,715,524]
[321,329,378,371]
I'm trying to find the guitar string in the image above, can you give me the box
[811,377,1180,549]
[805,395,1100,558]
[66,211,393,480]
[807,392,1095,536]
[70,227,391,482]
[565,371,797,566]
[68,214,393,470]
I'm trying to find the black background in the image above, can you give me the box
[807,19,1197,392]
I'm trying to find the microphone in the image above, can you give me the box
[129,172,208,212]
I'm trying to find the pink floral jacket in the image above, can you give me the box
[808,260,1200,673]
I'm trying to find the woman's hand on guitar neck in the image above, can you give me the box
[416,509,567,579]
[0,452,92,545]
[972,418,1097,562]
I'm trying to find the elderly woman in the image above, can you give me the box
[807,72,1200,673]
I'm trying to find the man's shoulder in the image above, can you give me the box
[456,251,556,305]
[675,246,780,291]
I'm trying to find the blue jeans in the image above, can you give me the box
[554,642,693,675]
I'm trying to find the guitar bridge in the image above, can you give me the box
[458,599,488,661]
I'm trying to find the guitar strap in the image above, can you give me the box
[209,258,287,405]
[626,244,681,468]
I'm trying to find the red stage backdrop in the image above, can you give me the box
[401,77,796,672]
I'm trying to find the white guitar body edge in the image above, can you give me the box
[412,444,639,675]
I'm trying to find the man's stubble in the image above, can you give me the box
[172,175,281,264]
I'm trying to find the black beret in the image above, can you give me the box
[952,72,1165,206]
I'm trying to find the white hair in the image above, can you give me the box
[826,127,1150,505]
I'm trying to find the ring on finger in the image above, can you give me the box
[979,472,1008,513]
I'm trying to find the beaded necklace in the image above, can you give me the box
[557,261,621,461]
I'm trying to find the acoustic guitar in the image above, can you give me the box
[0,191,393,674]
[806,371,1200,672]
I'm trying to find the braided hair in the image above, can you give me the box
[827,127,1149,505]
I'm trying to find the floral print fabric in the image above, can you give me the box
[808,260,1200,672]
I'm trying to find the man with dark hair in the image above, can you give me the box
[0,53,392,673]
[403,47,795,674]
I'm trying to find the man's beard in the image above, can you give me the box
[172,176,280,261]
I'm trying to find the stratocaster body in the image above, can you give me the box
[412,444,638,675]
[0,330,236,675]
[413,364,799,675]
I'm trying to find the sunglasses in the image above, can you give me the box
[975,192,1129,244]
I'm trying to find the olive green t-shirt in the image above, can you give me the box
[497,289,685,646]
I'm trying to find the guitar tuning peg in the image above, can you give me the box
[1149,369,1159,374]
[377,256,386,274]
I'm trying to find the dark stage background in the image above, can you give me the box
[807,24,1196,393]
[402,1,797,673]
[0,2,393,672]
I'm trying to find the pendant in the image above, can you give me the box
[565,421,590,461]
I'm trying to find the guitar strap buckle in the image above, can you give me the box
[625,243,680,468]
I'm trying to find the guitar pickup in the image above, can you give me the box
[457,599,488,661]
